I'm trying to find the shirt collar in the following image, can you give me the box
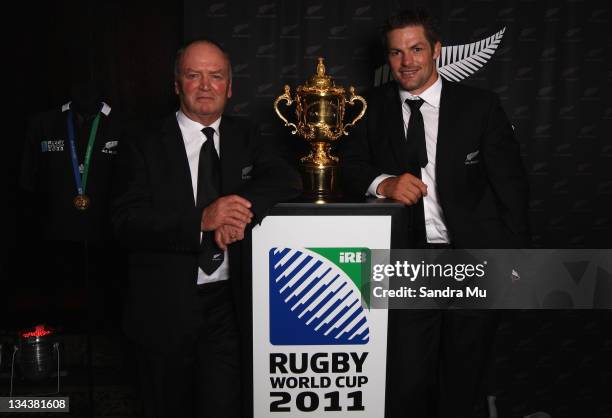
[176,110,222,143]
[398,74,442,109]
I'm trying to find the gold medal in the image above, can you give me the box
[73,194,90,210]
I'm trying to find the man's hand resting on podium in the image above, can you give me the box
[199,194,253,250]
[377,173,428,206]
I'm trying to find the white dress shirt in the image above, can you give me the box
[367,76,450,244]
[176,110,229,284]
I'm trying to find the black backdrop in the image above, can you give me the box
[183,0,612,249]
[9,0,611,248]
[5,1,612,417]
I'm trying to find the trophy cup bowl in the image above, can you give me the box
[274,57,367,200]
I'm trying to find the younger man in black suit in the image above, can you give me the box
[339,9,530,418]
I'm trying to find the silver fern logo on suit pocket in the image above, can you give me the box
[465,150,480,165]
[102,140,118,155]
[242,165,253,180]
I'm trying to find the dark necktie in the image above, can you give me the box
[405,98,428,168]
[197,127,223,275]
[404,98,428,246]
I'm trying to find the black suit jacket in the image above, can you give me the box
[339,79,530,248]
[112,114,301,350]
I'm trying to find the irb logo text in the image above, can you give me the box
[339,252,366,263]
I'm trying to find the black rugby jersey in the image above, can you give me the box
[20,101,121,241]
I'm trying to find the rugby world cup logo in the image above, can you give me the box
[269,247,371,345]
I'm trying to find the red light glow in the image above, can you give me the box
[21,325,53,338]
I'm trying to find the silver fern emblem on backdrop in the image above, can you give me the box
[374,27,506,86]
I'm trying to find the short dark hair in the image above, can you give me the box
[174,38,232,80]
[382,9,440,51]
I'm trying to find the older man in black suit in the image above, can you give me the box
[339,9,530,418]
[112,39,301,418]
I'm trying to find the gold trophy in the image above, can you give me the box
[274,57,367,200]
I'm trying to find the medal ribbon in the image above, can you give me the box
[66,108,101,196]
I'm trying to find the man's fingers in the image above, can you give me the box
[398,195,416,206]
[222,217,248,230]
[225,213,250,225]
[223,194,252,208]
[226,203,253,220]
[390,190,412,206]
[225,211,251,225]
[202,196,254,232]
[408,187,424,201]
[226,226,244,241]
[215,229,228,251]
[385,178,424,206]
[215,225,245,250]
[394,188,419,206]
[407,176,427,196]
[229,202,253,216]
[400,193,417,206]
[415,180,428,196]
[398,174,425,191]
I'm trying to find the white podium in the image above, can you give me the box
[250,200,408,417]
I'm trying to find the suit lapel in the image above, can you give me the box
[219,116,242,193]
[384,83,412,170]
[160,115,196,205]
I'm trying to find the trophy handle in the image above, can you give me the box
[343,86,367,134]
[273,85,298,134]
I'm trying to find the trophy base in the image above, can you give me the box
[301,164,338,201]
